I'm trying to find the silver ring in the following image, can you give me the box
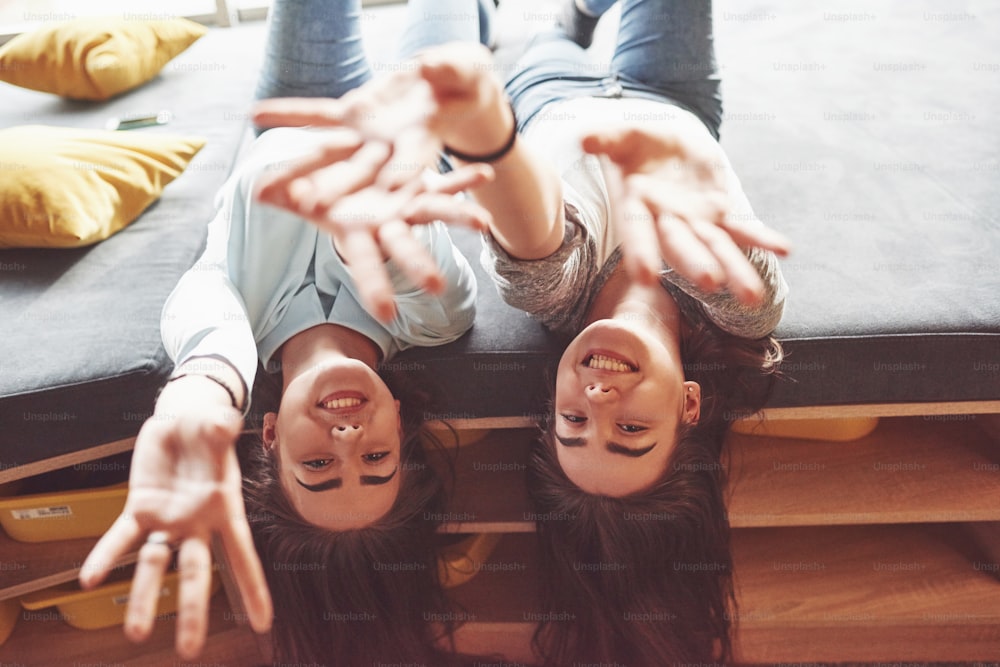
[145,531,171,546]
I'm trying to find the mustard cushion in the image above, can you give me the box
[0,17,207,100]
[0,126,205,248]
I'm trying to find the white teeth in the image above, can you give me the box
[587,354,633,372]
[321,397,363,409]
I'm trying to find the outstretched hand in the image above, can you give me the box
[582,125,791,304]
[79,380,272,660]
[251,43,509,322]
[255,132,493,322]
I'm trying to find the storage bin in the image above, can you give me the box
[0,482,127,543]
[19,569,220,630]
[731,416,880,441]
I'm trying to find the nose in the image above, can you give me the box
[585,383,618,404]
[331,423,362,439]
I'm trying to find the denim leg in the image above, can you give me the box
[255,0,373,100]
[505,30,606,129]
[397,0,494,61]
[610,0,723,134]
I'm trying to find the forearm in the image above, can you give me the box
[454,133,566,260]
[161,251,259,400]
[431,50,565,260]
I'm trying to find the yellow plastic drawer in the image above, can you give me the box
[19,569,221,631]
[0,482,127,543]
[731,416,880,441]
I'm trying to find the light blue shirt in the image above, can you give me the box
[161,128,477,391]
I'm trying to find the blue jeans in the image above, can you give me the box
[255,0,720,137]
[255,0,493,100]
[507,0,722,137]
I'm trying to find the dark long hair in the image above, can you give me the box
[240,368,459,667]
[529,287,783,666]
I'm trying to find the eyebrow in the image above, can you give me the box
[554,434,657,458]
[295,466,399,492]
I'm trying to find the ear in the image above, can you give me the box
[394,400,402,432]
[262,412,278,450]
[682,381,701,425]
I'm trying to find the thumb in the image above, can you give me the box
[581,127,639,161]
[582,126,687,170]
[419,58,469,97]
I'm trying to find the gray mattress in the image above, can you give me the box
[0,24,266,466]
[2,2,999,471]
[405,0,1000,416]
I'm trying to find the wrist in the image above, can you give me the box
[441,73,514,156]
[160,357,248,414]
[444,99,517,164]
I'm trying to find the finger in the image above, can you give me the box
[401,193,492,232]
[720,216,793,257]
[175,538,213,660]
[291,141,393,218]
[255,132,365,209]
[252,97,350,129]
[423,163,495,196]
[377,219,445,293]
[691,220,767,304]
[655,213,726,292]
[219,510,273,634]
[125,535,173,643]
[599,157,659,285]
[582,127,684,172]
[80,514,143,589]
[419,55,478,98]
[629,170,730,227]
[338,230,397,322]
[633,183,726,291]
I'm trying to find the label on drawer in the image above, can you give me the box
[10,506,73,520]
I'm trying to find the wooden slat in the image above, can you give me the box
[427,416,539,431]
[430,401,1000,432]
[0,532,136,602]
[453,622,537,664]
[733,524,1000,662]
[442,527,1000,663]
[727,417,1000,527]
[758,400,1000,420]
[0,587,261,665]
[0,438,135,485]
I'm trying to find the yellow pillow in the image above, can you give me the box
[0,126,206,248]
[0,17,207,100]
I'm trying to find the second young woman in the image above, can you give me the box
[254,0,790,663]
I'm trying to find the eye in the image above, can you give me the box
[363,451,390,464]
[560,414,587,424]
[303,458,333,470]
[618,424,648,434]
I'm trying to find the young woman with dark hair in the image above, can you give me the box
[239,368,460,665]
[528,288,783,664]
[254,0,790,664]
[78,1,495,663]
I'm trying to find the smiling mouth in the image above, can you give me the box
[318,391,367,412]
[583,352,637,373]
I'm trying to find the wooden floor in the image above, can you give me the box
[3,415,997,665]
